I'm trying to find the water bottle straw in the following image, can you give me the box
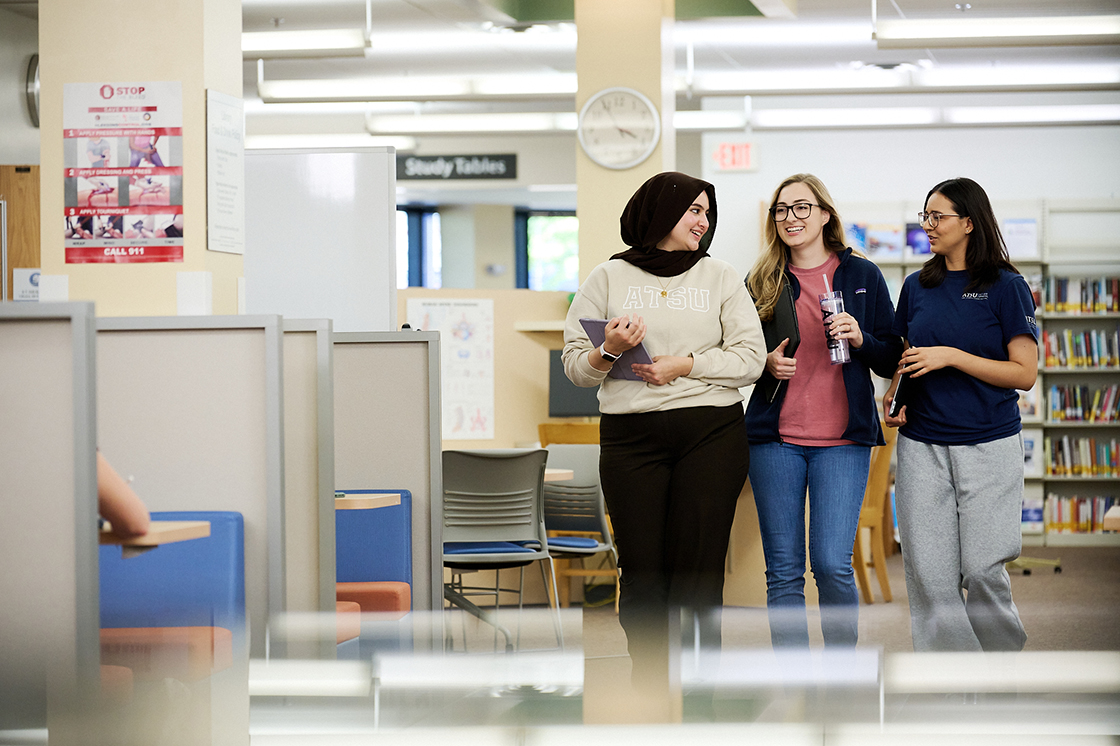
[823,274,831,294]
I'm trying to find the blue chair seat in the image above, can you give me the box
[444,541,536,555]
[547,536,602,551]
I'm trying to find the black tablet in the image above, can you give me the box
[579,318,654,381]
[888,373,912,418]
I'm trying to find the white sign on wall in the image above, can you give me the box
[12,268,39,301]
[62,80,184,264]
[206,90,245,255]
[406,298,495,440]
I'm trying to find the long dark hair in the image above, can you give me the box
[918,177,1019,292]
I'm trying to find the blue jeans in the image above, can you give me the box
[748,441,871,647]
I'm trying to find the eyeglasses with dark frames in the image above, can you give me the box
[770,202,820,222]
[917,211,965,228]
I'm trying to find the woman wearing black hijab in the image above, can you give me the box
[562,171,766,685]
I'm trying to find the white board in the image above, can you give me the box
[244,148,397,332]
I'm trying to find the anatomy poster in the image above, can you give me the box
[63,81,183,263]
[406,298,495,440]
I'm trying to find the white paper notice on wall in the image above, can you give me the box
[406,297,495,440]
[1003,218,1039,259]
[177,271,213,315]
[12,269,40,301]
[37,275,69,302]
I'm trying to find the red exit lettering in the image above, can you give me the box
[712,142,754,172]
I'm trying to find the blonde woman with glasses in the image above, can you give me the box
[745,173,902,648]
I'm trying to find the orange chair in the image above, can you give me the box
[539,421,599,446]
[853,426,898,604]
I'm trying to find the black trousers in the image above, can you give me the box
[599,403,749,684]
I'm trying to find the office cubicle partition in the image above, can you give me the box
[0,302,100,737]
[281,319,336,615]
[332,331,442,632]
[95,316,285,662]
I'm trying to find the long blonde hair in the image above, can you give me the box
[747,173,851,321]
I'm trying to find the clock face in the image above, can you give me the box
[577,87,661,170]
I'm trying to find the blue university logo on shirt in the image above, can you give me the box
[961,292,989,300]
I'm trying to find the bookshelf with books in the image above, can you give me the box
[1032,199,1120,546]
[833,199,1120,545]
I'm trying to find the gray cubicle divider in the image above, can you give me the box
[95,315,285,660]
[281,319,336,616]
[0,302,100,737]
[332,331,442,630]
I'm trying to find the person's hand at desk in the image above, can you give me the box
[97,451,150,538]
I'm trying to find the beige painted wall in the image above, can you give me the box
[575,0,676,281]
[38,0,243,316]
[473,204,516,290]
[399,287,573,450]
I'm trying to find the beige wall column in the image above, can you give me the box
[575,0,676,283]
[574,0,684,727]
[39,0,242,316]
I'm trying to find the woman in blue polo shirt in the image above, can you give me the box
[886,177,1038,652]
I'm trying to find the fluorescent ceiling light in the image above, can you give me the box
[689,64,1120,96]
[366,112,577,135]
[752,104,1120,129]
[915,65,1120,90]
[690,67,905,95]
[258,75,576,103]
[245,133,417,151]
[243,29,368,58]
[362,110,745,135]
[674,110,749,130]
[876,15,1120,49]
[753,107,939,128]
[674,21,870,47]
[945,104,1120,125]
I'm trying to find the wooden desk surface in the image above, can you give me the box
[99,520,210,547]
[545,468,573,482]
[335,492,402,510]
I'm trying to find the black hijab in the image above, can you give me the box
[612,171,717,277]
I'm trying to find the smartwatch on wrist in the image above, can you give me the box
[599,344,621,363]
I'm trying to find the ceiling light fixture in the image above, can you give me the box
[361,109,748,136]
[244,134,417,151]
[242,29,369,58]
[875,14,1120,49]
[753,107,940,129]
[257,73,577,104]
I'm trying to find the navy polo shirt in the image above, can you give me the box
[892,269,1038,446]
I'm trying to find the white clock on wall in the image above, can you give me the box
[577,87,661,170]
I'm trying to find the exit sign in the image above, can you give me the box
[712,141,757,172]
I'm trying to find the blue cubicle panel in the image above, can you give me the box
[99,511,246,636]
[335,490,413,587]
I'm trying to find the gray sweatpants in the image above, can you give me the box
[895,432,1027,652]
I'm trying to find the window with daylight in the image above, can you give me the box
[517,211,579,292]
[396,207,442,288]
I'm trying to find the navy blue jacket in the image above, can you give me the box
[745,248,903,447]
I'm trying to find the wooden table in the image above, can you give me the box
[545,468,573,482]
[335,492,402,510]
[100,520,210,547]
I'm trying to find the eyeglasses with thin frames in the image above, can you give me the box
[917,211,964,228]
[770,202,819,222]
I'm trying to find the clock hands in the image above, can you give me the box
[601,102,640,138]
